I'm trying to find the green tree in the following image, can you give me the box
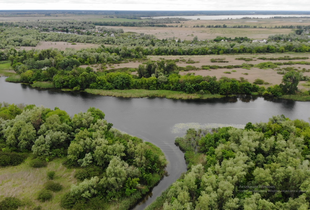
[280,70,302,94]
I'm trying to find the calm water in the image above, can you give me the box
[147,15,310,20]
[0,76,310,209]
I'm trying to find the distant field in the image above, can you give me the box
[104,26,292,40]
[178,17,310,28]
[84,53,310,91]
[19,41,100,51]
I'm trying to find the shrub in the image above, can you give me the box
[61,192,77,209]
[0,197,23,210]
[33,206,42,210]
[47,171,55,180]
[0,152,27,166]
[254,79,265,85]
[37,189,53,202]
[45,181,63,192]
[224,71,231,74]
[256,62,278,69]
[74,166,103,181]
[29,159,47,168]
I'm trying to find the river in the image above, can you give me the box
[0,76,310,209]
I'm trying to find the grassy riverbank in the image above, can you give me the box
[280,94,310,101]
[0,61,15,77]
[85,89,224,100]
[31,81,55,89]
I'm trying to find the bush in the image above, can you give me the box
[0,197,23,210]
[29,159,47,168]
[61,193,77,209]
[254,79,265,85]
[0,152,27,166]
[74,166,103,181]
[33,206,42,210]
[37,189,53,202]
[47,171,55,180]
[45,181,63,192]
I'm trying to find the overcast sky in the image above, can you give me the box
[0,0,309,11]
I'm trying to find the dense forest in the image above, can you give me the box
[0,103,167,209]
[147,115,310,210]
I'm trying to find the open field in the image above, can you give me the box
[0,157,77,210]
[20,41,100,51]
[177,17,310,28]
[104,26,293,40]
[101,53,310,91]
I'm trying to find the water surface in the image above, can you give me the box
[0,77,309,209]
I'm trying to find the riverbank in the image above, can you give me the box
[280,94,310,101]
[85,89,224,100]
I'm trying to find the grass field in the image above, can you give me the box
[0,157,77,210]
[0,61,15,77]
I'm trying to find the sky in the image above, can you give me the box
[0,0,310,11]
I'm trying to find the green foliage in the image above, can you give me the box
[0,104,166,209]
[0,103,22,120]
[74,166,103,181]
[47,171,55,180]
[0,197,23,210]
[254,78,265,85]
[44,181,63,192]
[160,116,310,209]
[0,152,27,166]
[280,70,302,94]
[37,189,53,202]
[256,62,278,69]
[29,159,47,168]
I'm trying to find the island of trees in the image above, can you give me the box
[148,115,310,210]
[0,103,167,209]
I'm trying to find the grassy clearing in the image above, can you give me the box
[0,157,77,210]
[31,81,54,89]
[5,75,21,83]
[280,94,310,101]
[85,89,224,100]
[0,61,15,77]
